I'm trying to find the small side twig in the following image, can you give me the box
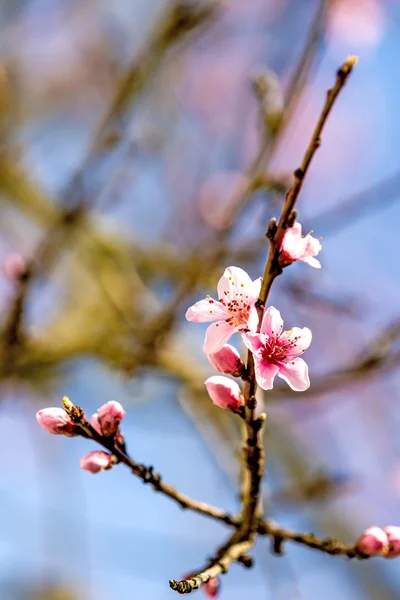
[169,540,252,594]
[257,54,358,309]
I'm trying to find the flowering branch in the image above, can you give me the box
[175,54,356,595]
[222,53,358,591]
[35,54,400,597]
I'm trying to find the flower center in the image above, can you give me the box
[261,334,299,363]
[220,289,251,328]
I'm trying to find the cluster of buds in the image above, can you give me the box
[36,398,126,474]
[356,526,400,558]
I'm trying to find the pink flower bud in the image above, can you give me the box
[80,451,114,474]
[36,407,78,436]
[97,401,126,436]
[383,526,400,558]
[203,577,220,598]
[3,253,27,280]
[207,344,244,376]
[356,526,389,556]
[204,376,244,412]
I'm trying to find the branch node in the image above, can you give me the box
[272,534,285,555]
[266,217,278,240]
[238,554,254,568]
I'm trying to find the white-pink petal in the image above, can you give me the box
[302,256,321,269]
[203,321,235,354]
[185,298,227,322]
[283,327,312,358]
[217,266,254,301]
[246,305,259,333]
[277,358,310,391]
[261,306,283,337]
[248,276,263,304]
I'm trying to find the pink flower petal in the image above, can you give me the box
[185,298,227,322]
[283,327,312,358]
[261,306,283,337]
[248,277,262,303]
[203,321,235,354]
[254,358,279,390]
[278,358,310,391]
[246,305,259,333]
[217,266,254,301]
[242,332,264,354]
[281,223,302,257]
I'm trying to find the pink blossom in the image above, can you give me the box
[203,577,220,598]
[280,222,321,268]
[243,307,311,391]
[207,344,244,376]
[36,407,78,436]
[97,401,126,436]
[356,526,388,556]
[80,451,114,474]
[186,266,261,354]
[3,253,27,280]
[383,526,400,558]
[204,376,244,412]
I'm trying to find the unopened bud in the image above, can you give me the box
[36,407,78,437]
[207,344,244,376]
[3,253,27,280]
[80,451,114,474]
[203,577,220,598]
[204,376,244,412]
[383,526,400,558]
[97,401,126,436]
[356,526,388,556]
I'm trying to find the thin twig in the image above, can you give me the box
[257,55,358,307]
[258,520,366,559]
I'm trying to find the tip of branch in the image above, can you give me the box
[337,55,358,80]
[346,55,358,68]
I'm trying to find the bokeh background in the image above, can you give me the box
[0,0,400,598]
